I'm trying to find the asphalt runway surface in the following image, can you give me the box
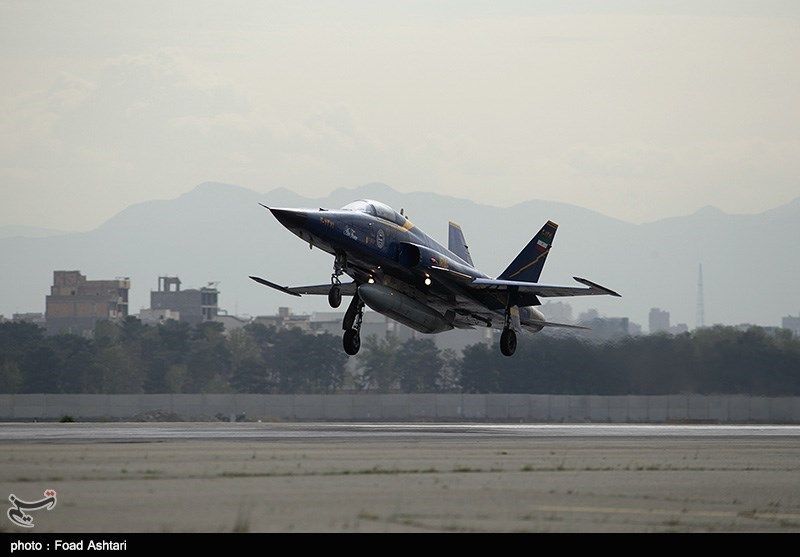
[2,422,800,443]
[1,423,799,532]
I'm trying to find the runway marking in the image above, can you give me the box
[1,423,800,443]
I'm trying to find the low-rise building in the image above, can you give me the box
[540,301,573,324]
[649,308,670,334]
[45,271,129,336]
[12,313,46,327]
[213,314,252,332]
[669,323,689,335]
[782,313,800,337]
[150,276,219,325]
[253,307,312,332]
[579,316,630,342]
[138,308,180,326]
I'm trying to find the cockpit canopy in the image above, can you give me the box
[341,199,407,227]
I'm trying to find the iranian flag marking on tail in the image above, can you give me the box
[537,239,549,249]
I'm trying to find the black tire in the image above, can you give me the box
[500,328,517,357]
[343,329,361,355]
[328,285,342,308]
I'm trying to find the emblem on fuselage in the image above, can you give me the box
[376,228,385,249]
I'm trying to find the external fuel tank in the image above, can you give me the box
[357,283,453,334]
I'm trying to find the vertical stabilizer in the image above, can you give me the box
[497,221,558,282]
[448,221,474,266]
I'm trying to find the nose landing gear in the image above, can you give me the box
[343,328,361,355]
[329,253,346,308]
[328,284,342,308]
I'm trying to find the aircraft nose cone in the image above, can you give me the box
[269,207,309,230]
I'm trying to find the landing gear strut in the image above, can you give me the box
[500,307,517,357]
[328,253,346,308]
[342,293,364,356]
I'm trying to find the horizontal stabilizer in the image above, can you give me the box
[470,276,620,298]
[249,276,357,297]
[536,321,590,330]
[521,319,590,334]
[571,277,621,297]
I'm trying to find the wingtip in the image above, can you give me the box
[248,275,302,297]
[573,276,622,297]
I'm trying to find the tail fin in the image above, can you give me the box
[448,221,474,266]
[497,220,557,282]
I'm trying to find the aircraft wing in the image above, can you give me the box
[470,276,621,298]
[249,276,358,297]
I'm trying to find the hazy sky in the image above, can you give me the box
[2,1,799,230]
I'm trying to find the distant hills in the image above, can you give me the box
[0,225,69,239]
[1,182,798,328]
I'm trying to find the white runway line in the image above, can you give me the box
[1,422,800,443]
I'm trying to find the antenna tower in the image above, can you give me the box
[696,263,705,329]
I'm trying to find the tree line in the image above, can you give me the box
[0,319,798,395]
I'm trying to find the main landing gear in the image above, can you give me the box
[328,253,346,308]
[328,284,342,308]
[342,294,364,356]
[500,328,517,357]
[500,307,517,357]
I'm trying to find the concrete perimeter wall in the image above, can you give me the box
[1,394,800,423]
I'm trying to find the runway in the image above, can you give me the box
[2,422,800,443]
[3,422,799,532]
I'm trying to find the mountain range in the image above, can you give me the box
[2,182,798,329]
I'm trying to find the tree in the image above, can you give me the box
[436,348,462,392]
[0,362,22,393]
[2,318,798,396]
[185,322,232,392]
[231,357,273,393]
[355,335,401,392]
[302,332,348,393]
[396,338,442,393]
[459,343,499,393]
[48,334,98,393]
[96,344,143,393]
[164,364,188,393]
[142,320,191,392]
[0,322,44,366]
[20,345,62,393]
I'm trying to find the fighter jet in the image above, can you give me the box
[251,199,620,356]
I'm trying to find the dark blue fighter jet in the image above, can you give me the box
[251,199,620,356]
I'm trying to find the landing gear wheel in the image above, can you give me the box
[500,328,517,357]
[343,328,361,355]
[328,285,342,308]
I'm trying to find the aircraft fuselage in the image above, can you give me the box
[268,205,543,332]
